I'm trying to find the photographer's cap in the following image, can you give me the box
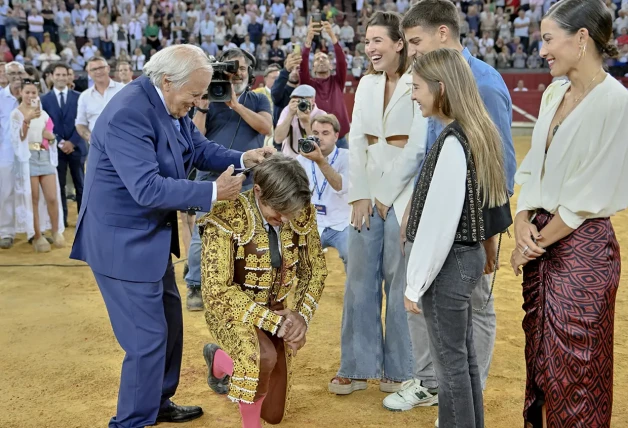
[291,85,316,98]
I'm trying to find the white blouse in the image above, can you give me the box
[405,135,467,302]
[516,75,628,229]
[348,72,428,226]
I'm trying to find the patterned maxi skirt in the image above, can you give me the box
[522,210,621,428]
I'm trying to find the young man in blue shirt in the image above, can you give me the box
[383,0,517,422]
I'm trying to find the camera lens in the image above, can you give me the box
[211,85,225,98]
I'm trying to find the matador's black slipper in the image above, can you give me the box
[203,343,230,395]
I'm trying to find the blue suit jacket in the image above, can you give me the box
[70,76,243,282]
[40,89,87,157]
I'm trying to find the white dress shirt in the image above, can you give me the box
[53,87,68,109]
[0,86,19,166]
[297,147,350,236]
[75,78,125,132]
[405,136,467,302]
[516,75,628,229]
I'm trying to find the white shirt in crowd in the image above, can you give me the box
[0,86,19,166]
[514,16,531,38]
[76,78,125,133]
[297,146,350,237]
[405,136,467,302]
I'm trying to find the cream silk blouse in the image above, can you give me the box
[515,75,628,229]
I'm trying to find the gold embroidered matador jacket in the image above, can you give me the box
[198,190,328,406]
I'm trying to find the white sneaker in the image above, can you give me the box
[435,418,439,427]
[382,378,439,411]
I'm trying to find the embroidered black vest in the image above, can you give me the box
[407,121,506,244]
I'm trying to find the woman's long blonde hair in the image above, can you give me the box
[413,48,507,208]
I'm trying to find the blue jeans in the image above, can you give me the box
[423,243,485,428]
[320,226,349,272]
[337,207,413,382]
[185,217,204,290]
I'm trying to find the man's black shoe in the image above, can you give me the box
[156,402,203,423]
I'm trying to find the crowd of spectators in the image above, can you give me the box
[1,0,627,88]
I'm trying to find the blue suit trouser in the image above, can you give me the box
[93,259,183,428]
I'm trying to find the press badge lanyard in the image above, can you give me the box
[311,148,339,201]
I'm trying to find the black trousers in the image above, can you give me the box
[57,151,85,224]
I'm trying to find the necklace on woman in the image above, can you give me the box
[552,69,604,137]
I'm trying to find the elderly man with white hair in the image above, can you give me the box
[69,44,275,428]
[0,61,25,249]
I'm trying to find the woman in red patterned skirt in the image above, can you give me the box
[510,0,628,427]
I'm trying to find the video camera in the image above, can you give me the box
[206,58,239,102]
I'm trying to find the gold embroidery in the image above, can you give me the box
[200,190,328,415]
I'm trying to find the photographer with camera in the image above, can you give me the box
[296,114,350,272]
[186,48,273,311]
[275,84,326,159]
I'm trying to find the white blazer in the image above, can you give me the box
[348,72,428,225]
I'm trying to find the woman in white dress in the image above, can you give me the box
[329,11,427,395]
[510,1,628,426]
[10,79,65,252]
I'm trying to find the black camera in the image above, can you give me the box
[297,98,311,112]
[208,59,239,102]
[298,136,320,153]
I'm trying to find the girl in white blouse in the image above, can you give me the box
[329,12,428,395]
[10,79,65,252]
[404,48,508,428]
[510,1,628,426]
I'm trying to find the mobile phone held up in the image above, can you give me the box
[312,12,321,23]
[293,43,301,56]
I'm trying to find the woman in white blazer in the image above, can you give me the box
[329,12,428,395]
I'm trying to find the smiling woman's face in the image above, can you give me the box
[539,18,582,76]
[365,25,402,72]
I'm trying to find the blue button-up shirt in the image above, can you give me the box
[417,48,516,196]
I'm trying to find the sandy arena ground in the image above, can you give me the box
[1,137,627,428]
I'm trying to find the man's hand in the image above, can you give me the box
[287,98,299,117]
[60,140,75,154]
[300,141,324,164]
[196,97,210,111]
[285,52,301,72]
[482,234,499,275]
[286,335,306,356]
[374,198,389,221]
[215,165,245,201]
[322,21,338,44]
[296,108,311,126]
[305,19,322,48]
[242,146,275,168]
[225,83,240,110]
[274,309,307,343]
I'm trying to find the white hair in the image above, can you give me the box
[5,61,25,73]
[143,44,213,89]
